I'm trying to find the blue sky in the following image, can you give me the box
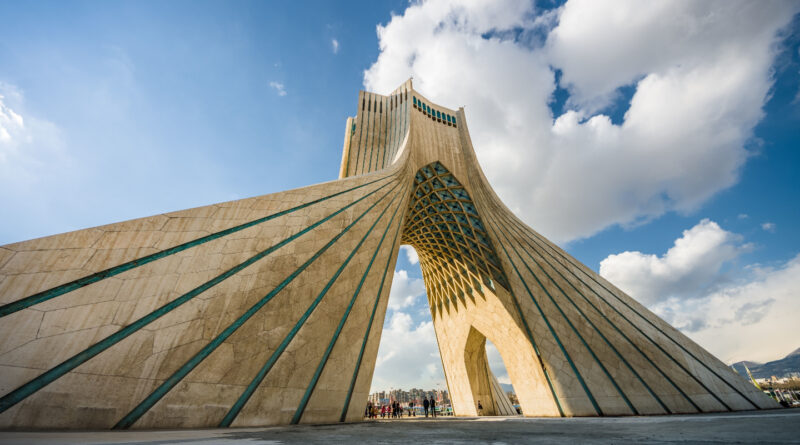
[0,0,406,241]
[1,1,798,392]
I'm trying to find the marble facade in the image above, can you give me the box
[0,80,776,429]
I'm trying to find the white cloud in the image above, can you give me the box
[387,269,426,310]
[738,213,749,219]
[485,340,511,385]
[599,220,800,363]
[0,82,77,245]
[269,81,287,97]
[0,83,67,185]
[363,0,799,243]
[370,311,444,392]
[657,255,800,364]
[0,94,25,147]
[599,219,746,305]
[400,244,419,265]
[331,38,340,54]
[761,222,776,232]
[794,46,800,103]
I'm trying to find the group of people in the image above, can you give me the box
[364,397,438,419]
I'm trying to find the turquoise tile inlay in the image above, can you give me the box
[292,182,406,424]
[496,213,675,414]
[489,220,600,416]
[493,210,750,412]
[219,183,408,428]
[0,177,401,418]
[503,231,639,415]
[0,172,397,319]
[115,180,404,429]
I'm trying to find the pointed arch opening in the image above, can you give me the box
[397,161,560,418]
[463,326,517,416]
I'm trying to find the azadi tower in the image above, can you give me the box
[0,80,775,429]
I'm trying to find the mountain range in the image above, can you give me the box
[497,347,799,392]
[731,347,800,379]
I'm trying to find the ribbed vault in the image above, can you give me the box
[401,162,508,319]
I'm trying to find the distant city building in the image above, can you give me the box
[368,388,450,406]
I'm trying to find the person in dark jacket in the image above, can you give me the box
[423,397,430,417]
[430,397,436,417]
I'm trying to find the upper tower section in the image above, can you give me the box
[339,79,463,179]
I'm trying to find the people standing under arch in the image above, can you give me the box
[423,397,430,417]
[430,397,437,418]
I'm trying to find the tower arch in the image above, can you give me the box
[400,161,560,417]
[0,79,776,429]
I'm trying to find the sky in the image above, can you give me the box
[1,0,799,393]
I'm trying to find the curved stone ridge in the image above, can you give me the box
[401,161,508,318]
[0,79,776,429]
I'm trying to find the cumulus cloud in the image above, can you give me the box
[363,0,799,243]
[0,83,66,185]
[761,222,776,232]
[657,255,800,363]
[485,340,511,385]
[400,244,419,265]
[599,219,746,305]
[370,311,444,392]
[0,93,25,148]
[269,81,287,96]
[599,220,800,363]
[387,269,426,310]
[375,266,513,391]
[331,38,339,54]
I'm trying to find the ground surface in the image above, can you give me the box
[0,409,798,444]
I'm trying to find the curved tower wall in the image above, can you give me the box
[0,80,776,429]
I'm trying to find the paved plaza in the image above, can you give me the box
[0,408,797,444]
